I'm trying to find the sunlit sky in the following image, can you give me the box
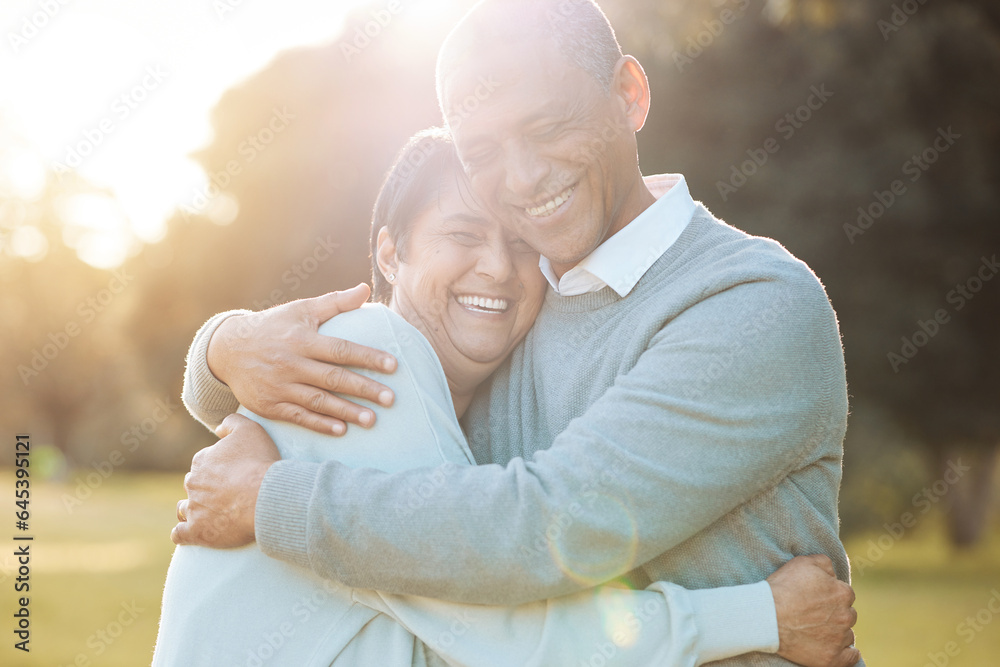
[0,0,458,268]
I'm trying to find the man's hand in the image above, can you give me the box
[171,414,279,548]
[207,284,398,435]
[769,555,861,667]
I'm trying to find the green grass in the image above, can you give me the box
[0,471,181,667]
[847,519,1000,666]
[0,471,997,666]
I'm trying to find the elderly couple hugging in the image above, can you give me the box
[153,1,862,666]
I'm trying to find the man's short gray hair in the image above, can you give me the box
[436,0,624,108]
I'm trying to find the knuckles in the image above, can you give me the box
[307,390,328,412]
[282,404,308,425]
[322,365,345,390]
[190,449,206,468]
[327,337,350,362]
[836,581,856,606]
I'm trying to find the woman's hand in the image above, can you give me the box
[171,414,279,548]
[207,284,399,435]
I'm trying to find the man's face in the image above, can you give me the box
[442,39,637,274]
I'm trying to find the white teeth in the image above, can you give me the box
[525,186,575,218]
[456,295,510,312]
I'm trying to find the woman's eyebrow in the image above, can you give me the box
[439,212,489,226]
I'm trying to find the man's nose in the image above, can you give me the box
[503,141,549,200]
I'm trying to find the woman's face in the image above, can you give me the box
[380,175,546,379]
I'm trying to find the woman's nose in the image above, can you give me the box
[475,238,515,283]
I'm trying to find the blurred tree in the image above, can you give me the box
[618,0,1000,545]
[5,0,997,546]
[1,167,135,465]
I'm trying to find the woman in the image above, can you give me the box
[154,129,776,666]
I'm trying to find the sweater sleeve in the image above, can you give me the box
[256,273,844,604]
[348,580,777,666]
[181,309,250,432]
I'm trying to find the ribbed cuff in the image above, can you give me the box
[688,580,780,665]
[256,459,322,570]
[182,309,250,430]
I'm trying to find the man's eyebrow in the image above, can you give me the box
[456,107,568,145]
[520,109,566,127]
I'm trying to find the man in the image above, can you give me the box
[174,1,861,665]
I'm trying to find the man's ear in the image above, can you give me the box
[611,55,651,133]
[375,226,400,280]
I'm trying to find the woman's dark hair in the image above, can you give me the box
[369,127,466,304]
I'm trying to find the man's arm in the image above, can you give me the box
[180,285,399,434]
[248,274,845,604]
[182,309,248,432]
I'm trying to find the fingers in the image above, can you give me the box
[176,499,188,522]
[837,646,862,667]
[842,581,857,607]
[214,413,252,438]
[301,357,395,407]
[277,408,348,436]
[306,285,372,324]
[275,387,383,432]
[305,332,397,377]
[171,520,191,545]
[804,553,836,576]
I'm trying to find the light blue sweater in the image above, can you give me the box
[157,304,466,666]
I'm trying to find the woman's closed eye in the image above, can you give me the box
[449,231,483,246]
[530,123,563,141]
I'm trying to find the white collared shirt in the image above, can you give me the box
[539,173,696,297]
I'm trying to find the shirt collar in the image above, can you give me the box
[539,173,696,297]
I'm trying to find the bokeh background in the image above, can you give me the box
[2,0,999,665]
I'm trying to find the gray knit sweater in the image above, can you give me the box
[185,205,853,667]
